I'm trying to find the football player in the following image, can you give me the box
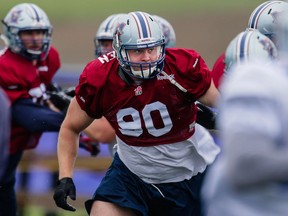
[53,11,220,216]
[0,3,64,216]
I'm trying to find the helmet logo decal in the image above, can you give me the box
[116,22,126,39]
[9,9,22,23]
[259,38,275,58]
[270,10,285,25]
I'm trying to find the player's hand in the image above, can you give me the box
[196,102,217,129]
[64,87,76,97]
[53,177,76,211]
[45,99,62,113]
[47,91,72,112]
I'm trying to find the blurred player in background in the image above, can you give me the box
[53,11,220,216]
[83,14,125,155]
[200,17,286,216]
[94,14,126,58]
[0,88,10,182]
[211,0,288,89]
[0,3,66,216]
[223,29,277,75]
[153,15,176,48]
[248,0,288,46]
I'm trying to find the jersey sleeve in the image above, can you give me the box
[75,60,104,119]
[211,53,225,89]
[166,48,212,100]
[39,46,61,85]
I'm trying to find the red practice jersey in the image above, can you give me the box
[0,47,60,153]
[76,48,211,147]
[211,53,225,89]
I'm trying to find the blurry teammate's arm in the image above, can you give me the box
[84,117,116,144]
[57,97,94,178]
[198,80,220,108]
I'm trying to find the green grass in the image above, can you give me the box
[24,205,87,216]
[0,0,264,21]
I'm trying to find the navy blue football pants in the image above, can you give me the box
[85,153,206,216]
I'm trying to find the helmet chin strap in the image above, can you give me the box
[160,71,187,93]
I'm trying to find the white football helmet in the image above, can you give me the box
[2,3,52,60]
[113,12,165,80]
[225,29,278,73]
[94,14,125,57]
[153,15,176,48]
[248,0,288,44]
[276,9,288,62]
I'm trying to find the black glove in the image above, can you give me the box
[64,87,76,97]
[47,91,72,112]
[46,82,63,93]
[53,177,76,211]
[196,102,217,129]
[46,83,73,113]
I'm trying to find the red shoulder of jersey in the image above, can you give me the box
[164,48,212,100]
[38,46,61,85]
[75,51,119,118]
[211,53,225,89]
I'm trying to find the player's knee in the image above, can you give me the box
[90,200,136,216]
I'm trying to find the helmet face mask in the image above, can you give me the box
[94,39,114,57]
[2,3,52,60]
[121,45,164,79]
[113,12,166,80]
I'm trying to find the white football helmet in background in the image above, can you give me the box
[224,28,278,73]
[248,0,288,44]
[94,13,125,57]
[153,15,176,48]
[2,3,52,60]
